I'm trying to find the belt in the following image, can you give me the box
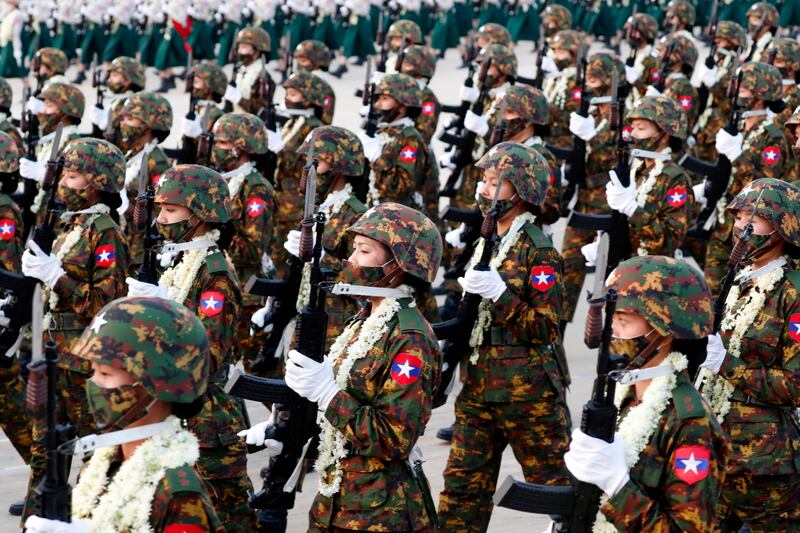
[209,363,231,386]
[484,326,523,347]
[49,312,91,332]
[584,172,610,189]
[730,389,794,410]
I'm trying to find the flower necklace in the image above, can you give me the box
[633,148,671,208]
[159,229,220,304]
[467,211,537,364]
[281,115,307,148]
[315,289,412,497]
[715,119,768,225]
[593,352,688,533]
[545,67,576,109]
[222,161,255,199]
[236,57,265,100]
[72,416,200,533]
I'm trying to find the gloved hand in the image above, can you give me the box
[569,112,597,141]
[267,129,285,153]
[464,110,489,137]
[564,429,630,497]
[699,64,718,88]
[581,239,599,267]
[125,277,168,298]
[181,116,203,139]
[370,70,386,85]
[692,182,707,208]
[540,55,559,74]
[26,96,44,114]
[19,158,46,184]
[645,85,663,97]
[357,131,384,163]
[439,151,456,170]
[237,409,284,457]
[445,224,467,249]
[285,350,340,410]
[89,105,111,130]
[701,333,727,374]
[359,104,370,117]
[458,267,507,302]
[715,129,743,162]
[250,299,274,334]
[22,241,64,287]
[460,84,480,103]
[624,63,643,85]
[24,516,90,533]
[605,170,639,217]
[224,83,242,104]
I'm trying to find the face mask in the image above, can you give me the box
[211,144,240,171]
[38,112,61,135]
[631,132,664,152]
[237,52,255,65]
[735,229,780,263]
[554,56,572,71]
[192,87,213,101]
[313,169,336,199]
[342,259,393,286]
[86,380,153,432]
[157,215,196,243]
[377,106,402,123]
[777,66,792,79]
[748,20,762,34]
[485,73,502,88]
[502,118,528,140]
[107,78,127,93]
[285,98,306,110]
[57,183,91,211]
[120,121,149,150]
[609,329,656,360]
[589,85,606,98]
[477,192,518,218]
[736,96,754,110]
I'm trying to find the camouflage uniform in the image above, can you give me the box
[233,26,272,115]
[624,13,659,103]
[785,107,800,187]
[32,48,69,89]
[101,56,146,145]
[771,38,800,183]
[401,45,439,145]
[744,2,778,63]
[542,30,581,149]
[541,4,571,38]
[294,40,336,125]
[439,144,571,532]
[385,20,424,74]
[181,61,227,164]
[34,83,84,160]
[654,32,700,134]
[309,203,442,532]
[476,22,512,48]
[0,78,23,151]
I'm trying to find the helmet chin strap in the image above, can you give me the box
[60,418,176,455]
[746,232,783,263]
[626,331,667,370]
[325,262,411,299]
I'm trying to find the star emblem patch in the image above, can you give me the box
[199,290,225,318]
[390,353,422,385]
[399,145,417,163]
[246,197,265,217]
[530,266,555,292]
[762,146,781,165]
[666,186,687,207]
[94,245,116,268]
[0,219,15,241]
[571,88,581,102]
[789,313,800,342]
[649,69,661,82]
[622,125,632,142]
[679,95,694,110]
[422,101,436,116]
[673,445,710,485]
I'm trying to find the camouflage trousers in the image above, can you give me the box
[0,358,32,464]
[704,231,732,296]
[197,442,258,532]
[309,525,436,533]
[718,473,800,532]
[437,392,571,533]
[560,225,594,323]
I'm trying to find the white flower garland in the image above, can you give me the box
[634,148,671,208]
[222,161,255,199]
[159,230,220,304]
[315,289,411,497]
[281,115,307,149]
[593,352,688,533]
[544,67,577,110]
[467,212,537,364]
[72,416,199,533]
[585,119,608,158]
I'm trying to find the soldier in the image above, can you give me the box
[19,138,130,522]
[622,13,659,104]
[438,143,571,532]
[475,22,512,50]
[541,3,572,38]
[24,297,224,532]
[102,0,139,64]
[179,61,228,160]
[127,164,258,529]
[384,19,423,74]
[293,40,337,124]
[769,37,800,126]
[244,202,442,533]
[745,2,778,63]
[399,44,440,145]
[663,0,696,33]
[223,26,273,115]
[785,106,800,185]
[564,255,729,531]
[72,0,112,84]
[29,47,70,90]
[89,56,146,145]
[0,78,24,151]
[542,29,582,149]
[339,0,375,66]
[646,31,700,134]
[695,178,800,530]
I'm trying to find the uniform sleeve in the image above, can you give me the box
[372,136,423,203]
[628,169,693,256]
[158,494,222,533]
[228,180,275,268]
[0,205,21,272]
[324,332,436,461]
[196,273,239,372]
[729,131,788,195]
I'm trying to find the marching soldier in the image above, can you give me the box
[475,22,512,51]
[663,0,696,33]
[29,47,69,89]
[770,37,800,126]
[646,31,700,134]
[179,60,227,158]
[223,26,273,115]
[745,2,778,63]
[400,44,439,145]
[541,3,572,38]
[0,78,23,151]
[785,106,800,185]
[89,56,146,145]
[542,29,582,149]
[102,0,139,64]
[384,19,423,74]
[622,13,659,104]
[293,40,337,124]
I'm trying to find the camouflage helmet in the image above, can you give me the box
[542,4,572,31]
[586,53,624,89]
[191,61,228,96]
[347,202,442,284]
[626,95,687,140]
[739,61,783,102]
[502,85,549,125]
[375,73,422,108]
[35,47,68,75]
[716,20,747,50]
[122,91,173,132]
[548,30,581,54]
[785,105,800,144]
[284,70,329,108]
[0,132,20,173]
[73,297,210,405]
[658,31,698,69]
[624,13,658,43]
[386,20,422,44]
[61,138,126,193]
[606,256,712,340]
[747,2,779,29]
[477,23,512,47]
[727,178,800,248]
[39,83,85,119]
[665,0,696,27]
[294,40,332,70]
[213,112,268,155]
[475,142,551,206]
[476,43,518,78]
[0,78,11,109]
[237,26,271,53]
[109,56,145,89]
[401,45,436,79]
[155,164,231,223]
[300,126,365,176]
[769,37,800,73]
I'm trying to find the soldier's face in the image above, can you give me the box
[551,48,573,65]
[734,209,774,235]
[477,36,490,49]
[296,56,313,69]
[479,169,516,201]
[286,88,306,104]
[90,362,135,389]
[108,71,126,88]
[611,311,651,339]
[60,170,89,190]
[715,37,734,51]
[237,43,256,57]
[630,119,660,140]
[390,36,405,51]
[157,203,193,224]
[316,159,331,174]
[376,94,399,111]
[349,235,391,268]
[43,99,59,115]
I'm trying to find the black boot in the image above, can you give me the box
[71,70,87,84]
[8,500,24,516]
[436,424,455,442]
[353,56,366,66]
[329,63,348,78]
[157,76,175,92]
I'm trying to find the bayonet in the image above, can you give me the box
[30,284,43,363]
[591,233,610,298]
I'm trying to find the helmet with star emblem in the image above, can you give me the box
[768,37,800,75]
[656,31,698,72]
[401,45,436,80]
[237,26,271,53]
[0,78,11,110]
[548,30,581,54]
[477,23,512,47]
[476,43,518,78]
[503,85,549,125]
[715,21,747,50]
[155,164,231,224]
[727,178,800,249]
[191,61,228,99]
[542,4,572,35]
[61,138,126,193]
[73,297,210,406]
[121,91,173,133]
[109,56,145,90]
[34,47,68,76]
[739,61,783,103]
[348,203,442,284]
[300,126,365,177]
[39,83,85,119]
[747,2,779,30]
[386,20,423,45]
[375,73,422,108]
[606,255,712,340]
[294,40,332,71]
[626,96,687,140]
[475,142,551,206]
[665,0,695,28]
[213,112,268,155]
[284,70,329,109]
[0,131,20,173]
[624,13,658,43]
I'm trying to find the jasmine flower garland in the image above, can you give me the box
[159,229,220,304]
[634,147,671,208]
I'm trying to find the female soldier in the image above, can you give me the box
[565,255,729,531]
[293,40,337,124]
[542,29,582,149]
[695,178,800,530]
[179,61,228,161]
[25,297,223,532]
[244,202,442,533]
[645,31,699,134]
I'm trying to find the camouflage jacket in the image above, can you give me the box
[523,136,562,225]
[321,84,335,125]
[633,53,660,97]
[313,298,440,531]
[34,126,80,161]
[663,75,699,134]
[602,371,730,532]
[234,58,270,115]
[104,92,132,146]
[370,119,430,210]
[575,115,616,215]
[463,218,566,403]
[416,85,440,145]
[275,115,323,230]
[543,67,580,149]
[0,194,22,272]
[0,119,23,153]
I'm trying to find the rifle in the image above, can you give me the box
[133,150,162,284]
[180,69,198,163]
[441,206,482,281]
[653,38,676,93]
[257,74,278,184]
[281,35,293,84]
[362,59,380,138]
[225,44,240,113]
[487,98,509,148]
[705,0,720,66]
[376,6,389,73]
[625,5,639,67]
[440,31,478,116]
[745,14,767,62]
[91,55,104,138]
[195,105,213,167]
[395,39,409,74]
[606,68,632,273]
[533,27,548,89]
[431,177,503,408]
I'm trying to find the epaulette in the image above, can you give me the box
[0,193,13,208]
[161,465,202,495]
[91,213,116,232]
[662,160,687,179]
[765,122,784,140]
[785,270,800,293]
[672,381,705,420]
[344,196,367,214]
[523,221,553,250]
[396,306,426,334]
[205,250,229,275]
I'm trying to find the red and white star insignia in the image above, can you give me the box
[399,145,417,163]
[94,244,116,268]
[323,95,332,108]
[390,353,422,385]
[789,313,800,342]
[679,95,694,110]
[0,219,15,241]
[666,186,687,207]
[246,197,265,217]
[422,100,436,116]
[762,146,781,165]
[164,525,204,533]
[199,290,225,318]
[530,266,555,292]
[622,125,632,141]
[649,69,660,82]
[673,445,710,485]
[151,173,161,186]
[571,88,581,102]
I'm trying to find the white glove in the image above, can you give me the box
[283,229,301,258]
[440,151,456,170]
[464,110,489,137]
[267,128,285,153]
[359,104,370,117]
[26,96,44,114]
[22,241,64,287]
[237,409,284,456]
[569,112,597,141]
[285,350,340,410]
[605,170,639,217]
[540,55,559,74]
[358,131,384,163]
[715,129,743,162]
[445,223,467,249]
[460,84,480,103]
[250,298,274,334]
[125,277,168,298]
[701,333,727,374]
[19,158,46,184]
[458,267,507,302]
[370,70,386,85]
[581,239,599,267]
[89,105,111,130]
[645,85,663,97]
[565,429,630,498]
[692,182,707,208]
[699,64,718,88]
[181,116,203,139]
[624,63,643,85]
[224,84,242,104]
[24,516,90,533]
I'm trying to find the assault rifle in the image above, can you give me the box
[362,58,380,137]
[488,98,509,148]
[606,68,632,272]
[624,4,639,68]
[744,14,767,62]
[652,38,676,93]
[133,150,162,284]
[257,74,278,184]
[441,206,482,281]
[280,33,293,84]
[91,56,105,138]
[179,68,198,163]
[225,44,240,113]
[533,27,548,89]
[195,105,213,167]
[375,5,389,73]
[439,31,478,116]
[696,1,720,116]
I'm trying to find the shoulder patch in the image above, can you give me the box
[673,445,710,485]
[205,251,229,275]
[161,465,203,495]
[785,270,800,293]
[672,382,705,420]
[397,306,426,333]
[761,145,782,165]
[199,290,225,318]
[523,222,553,250]
[344,196,367,214]
[91,213,116,232]
[0,218,16,240]
[398,145,418,164]
[765,122,784,140]
[390,353,422,385]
